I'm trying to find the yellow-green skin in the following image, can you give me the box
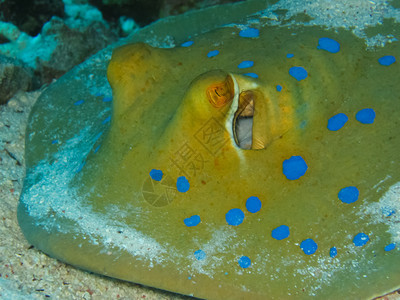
[18,10,400,300]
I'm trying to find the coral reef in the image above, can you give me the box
[0,0,65,36]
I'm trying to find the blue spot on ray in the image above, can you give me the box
[338,186,359,204]
[353,233,370,247]
[181,41,194,47]
[76,161,86,173]
[149,169,163,181]
[194,249,206,260]
[378,55,396,66]
[286,53,294,58]
[282,156,308,180]
[51,139,58,144]
[177,176,190,192]
[327,113,348,131]
[207,50,219,57]
[74,99,84,106]
[225,208,244,226]
[184,215,201,227]
[382,207,396,217]
[102,116,111,124]
[238,256,251,268]
[243,72,258,78]
[385,243,396,251]
[239,28,259,38]
[356,108,375,124]
[276,85,282,92]
[289,66,308,81]
[246,196,261,213]
[317,37,340,53]
[94,132,103,142]
[238,60,254,69]
[271,225,290,240]
[330,247,338,258]
[300,239,318,255]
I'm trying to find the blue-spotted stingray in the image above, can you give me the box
[18,1,400,299]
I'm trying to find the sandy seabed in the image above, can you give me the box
[0,90,398,299]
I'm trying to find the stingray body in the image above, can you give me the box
[18,1,400,299]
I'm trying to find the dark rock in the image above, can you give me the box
[0,34,11,44]
[0,0,65,36]
[89,0,245,27]
[0,55,34,105]
[35,17,118,84]
[89,0,163,26]
[160,0,244,17]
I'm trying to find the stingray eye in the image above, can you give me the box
[206,75,234,108]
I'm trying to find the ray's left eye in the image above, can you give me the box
[206,75,234,108]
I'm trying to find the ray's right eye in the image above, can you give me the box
[206,75,234,108]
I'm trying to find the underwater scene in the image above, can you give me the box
[1,0,399,299]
